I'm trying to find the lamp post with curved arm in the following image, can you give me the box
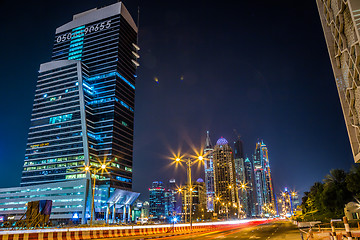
[174,155,204,231]
[84,164,107,226]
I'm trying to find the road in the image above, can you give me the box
[98,220,303,240]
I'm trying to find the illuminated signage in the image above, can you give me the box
[56,20,112,43]
[30,143,49,149]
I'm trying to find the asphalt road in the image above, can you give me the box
[101,220,303,240]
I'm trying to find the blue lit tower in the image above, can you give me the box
[253,140,275,216]
[20,2,139,222]
[203,131,214,212]
[244,157,255,217]
[213,137,240,218]
[22,2,138,188]
[149,181,166,220]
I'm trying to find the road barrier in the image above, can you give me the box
[0,219,270,240]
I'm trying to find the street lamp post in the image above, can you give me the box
[186,158,193,230]
[174,155,204,231]
[84,164,106,226]
[177,187,187,223]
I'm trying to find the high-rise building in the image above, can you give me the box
[148,180,176,222]
[233,139,252,218]
[244,157,255,217]
[203,131,215,212]
[213,137,240,219]
[253,140,275,216]
[278,187,293,217]
[181,179,207,220]
[316,0,360,162]
[167,179,177,215]
[2,2,140,224]
[22,1,139,188]
[149,181,166,220]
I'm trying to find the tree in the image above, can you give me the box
[321,169,352,219]
[346,165,360,199]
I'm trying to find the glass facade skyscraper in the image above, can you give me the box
[149,181,166,220]
[203,131,214,212]
[21,2,139,191]
[253,140,275,216]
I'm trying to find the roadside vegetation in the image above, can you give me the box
[296,165,360,222]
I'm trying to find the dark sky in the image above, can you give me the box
[0,0,355,201]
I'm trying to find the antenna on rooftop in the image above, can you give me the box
[137,6,140,44]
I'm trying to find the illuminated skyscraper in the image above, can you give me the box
[149,181,166,220]
[203,131,215,212]
[234,139,254,218]
[253,140,275,216]
[22,1,139,189]
[233,139,246,216]
[181,179,207,220]
[18,2,140,223]
[244,157,255,217]
[316,0,360,162]
[213,137,239,218]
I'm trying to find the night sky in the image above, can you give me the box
[0,0,355,201]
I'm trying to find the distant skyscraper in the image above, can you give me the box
[316,0,360,162]
[233,139,252,218]
[213,137,240,218]
[253,140,275,216]
[244,157,255,217]
[149,181,166,220]
[203,131,215,212]
[181,179,207,220]
[278,187,293,217]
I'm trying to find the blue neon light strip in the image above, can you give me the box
[87,97,134,112]
[68,25,85,61]
[85,72,135,90]
[87,132,102,141]
[73,26,85,31]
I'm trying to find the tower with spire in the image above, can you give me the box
[203,131,215,212]
[253,140,275,216]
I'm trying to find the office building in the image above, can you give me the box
[213,137,240,219]
[316,0,360,162]
[0,2,140,224]
[181,179,207,220]
[203,131,215,212]
[234,139,253,218]
[253,140,275,216]
[244,157,255,217]
[167,179,177,216]
[149,181,166,220]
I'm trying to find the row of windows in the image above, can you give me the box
[36,78,78,96]
[25,142,83,155]
[38,65,77,79]
[31,106,80,120]
[29,120,81,134]
[34,91,79,106]
[24,161,84,171]
[22,166,85,177]
[0,191,84,200]
[24,155,84,166]
[25,148,84,160]
[37,72,78,90]
[27,131,82,145]
[33,95,80,111]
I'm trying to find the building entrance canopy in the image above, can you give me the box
[107,189,140,208]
